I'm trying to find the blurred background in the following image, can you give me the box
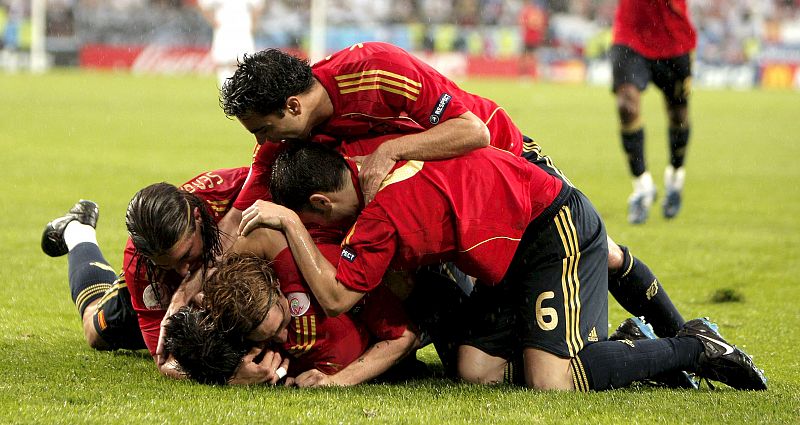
[1,0,799,89]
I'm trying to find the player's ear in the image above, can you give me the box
[286,97,301,116]
[308,193,332,213]
[193,206,203,224]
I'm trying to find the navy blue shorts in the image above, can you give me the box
[462,190,609,359]
[610,44,692,106]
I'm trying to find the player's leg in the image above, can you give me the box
[653,54,693,219]
[457,281,518,384]
[514,189,610,389]
[611,44,656,224]
[607,236,684,337]
[42,200,144,350]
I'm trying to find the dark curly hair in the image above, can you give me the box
[203,253,281,336]
[125,182,223,304]
[163,306,251,385]
[220,49,315,119]
[270,143,349,212]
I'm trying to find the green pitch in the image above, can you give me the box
[0,71,798,424]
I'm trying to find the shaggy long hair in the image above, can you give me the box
[125,182,223,303]
[203,253,281,336]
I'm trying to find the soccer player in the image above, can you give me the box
[610,0,697,223]
[197,0,265,88]
[166,248,418,387]
[220,43,686,339]
[41,168,286,383]
[248,143,767,391]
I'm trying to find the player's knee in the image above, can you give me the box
[82,305,111,351]
[522,348,573,390]
[83,322,111,351]
[616,88,640,124]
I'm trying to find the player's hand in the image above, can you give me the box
[239,200,293,236]
[228,347,290,385]
[155,271,203,366]
[293,368,336,388]
[359,144,397,205]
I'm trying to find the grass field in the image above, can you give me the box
[0,71,798,424]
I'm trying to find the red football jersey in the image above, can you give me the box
[612,0,697,59]
[335,146,566,293]
[313,42,523,155]
[268,246,409,375]
[234,42,525,209]
[125,167,250,356]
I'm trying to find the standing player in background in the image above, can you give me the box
[610,0,697,224]
[518,0,548,77]
[197,0,265,88]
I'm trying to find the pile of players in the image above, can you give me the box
[42,39,766,391]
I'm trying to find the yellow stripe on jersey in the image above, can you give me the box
[484,106,505,126]
[336,70,422,101]
[378,160,424,191]
[555,206,583,357]
[339,83,418,101]
[288,315,317,355]
[460,236,522,253]
[335,69,422,88]
[337,76,421,95]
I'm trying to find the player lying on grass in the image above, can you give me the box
[40,168,288,383]
[240,143,767,391]
[164,250,419,386]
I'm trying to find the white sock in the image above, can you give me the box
[664,166,686,191]
[64,221,98,251]
[632,172,655,194]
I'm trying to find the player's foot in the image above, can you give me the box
[677,318,767,391]
[41,200,99,257]
[610,316,657,341]
[627,188,657,224]
[610,317,699,389]
[662,166,685,219]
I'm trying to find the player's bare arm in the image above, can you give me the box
[295,328,419,387]
[359,111,489,203]
[238,200,365,316]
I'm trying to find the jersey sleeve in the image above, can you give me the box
[318,42,470,130]
[335,210,396,293]
[232,143,287,210]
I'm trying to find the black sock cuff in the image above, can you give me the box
[613,245,634,279]
[68,242,117,317]
[77,283,113,317]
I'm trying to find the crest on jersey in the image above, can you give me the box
[288,292,311,317]
[142,283,171,310]
[429,93,452,124]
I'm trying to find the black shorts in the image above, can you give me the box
[610,44,692,106]
[92,276,147,350]
[462,189,609,359]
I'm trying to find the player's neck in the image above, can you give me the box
[308,78,334,127]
